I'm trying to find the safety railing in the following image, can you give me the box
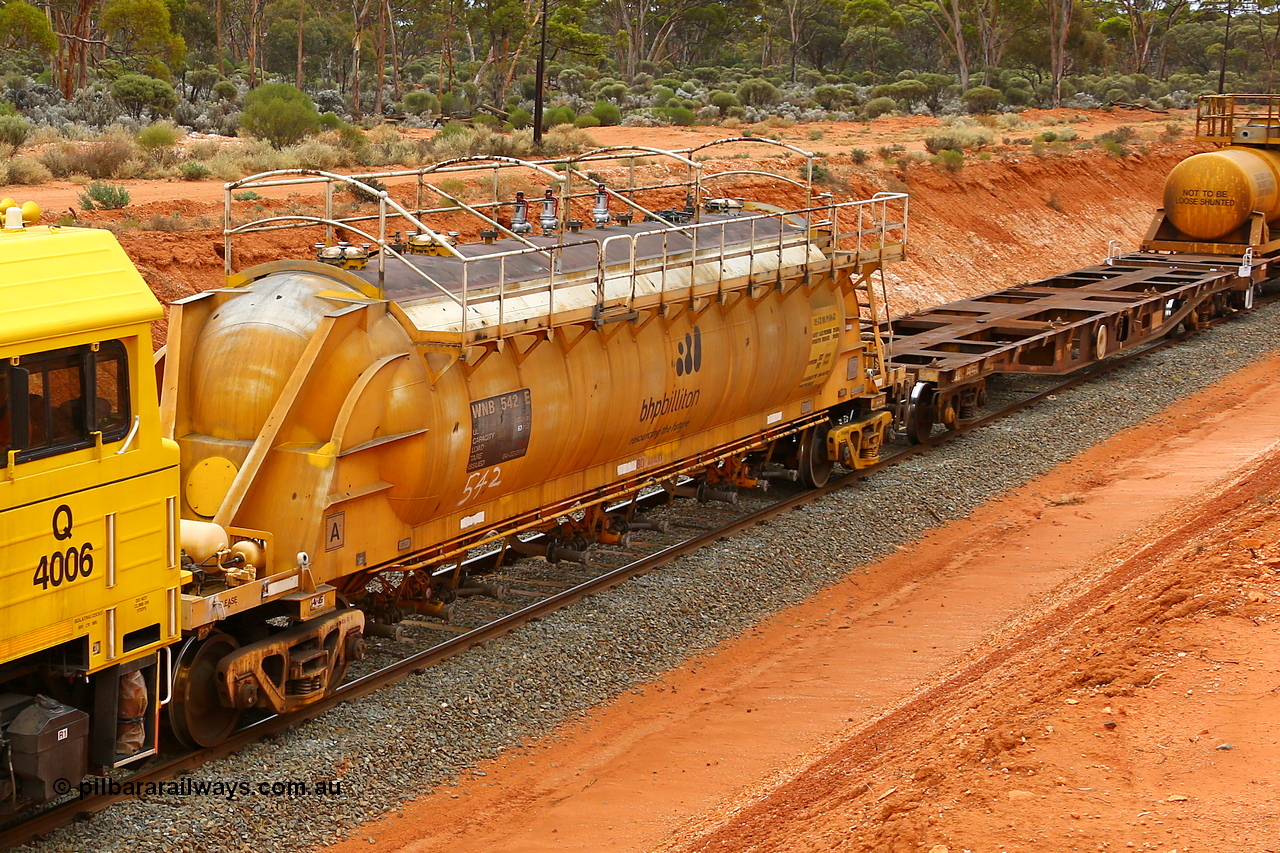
[1196,93,1280,143]
[222,147,908,341]
[421,192,907,340]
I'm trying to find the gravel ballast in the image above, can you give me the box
[23,301,1280,853]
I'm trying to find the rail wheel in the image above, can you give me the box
[904,382,936,445]
[797,424,835,488]
[169,632,241,748]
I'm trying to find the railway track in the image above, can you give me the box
[0,294,1268,850]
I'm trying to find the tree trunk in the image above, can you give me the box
[1045,0,1071,106]
[216,0,224,76]
[296,0,305,88]
[373,0,385,115]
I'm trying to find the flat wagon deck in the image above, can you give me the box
[888,250,1269,441]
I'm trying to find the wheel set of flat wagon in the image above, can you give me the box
[0,94,1276,814]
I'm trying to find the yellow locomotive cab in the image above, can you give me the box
[0,219,181,803]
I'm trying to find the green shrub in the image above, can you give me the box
[813,85,847,111]
[542,105,576,129]
[873,80,929,106]
[663,105,696,126]
[598,82,628,103]
[850,148,868,164]
[508,107,532,129]
[574,115,601,128]
[137,121,178,150]
[78,181,131,210]
[111,74,178,118]
[240,83,320,148]
[864,97,897,118]
[180,161,211,179]
[736,78,779,107]
[212,80,238,101]
[800,161,830,183]
[402,90,439,115]
[0,114,29,147]
[590,99,621,126]
[961,86,1002,114]
[318,111,343,130]
[231,190,260,200]
[934,148,964,171]
[710,91,740,115]
[1100,138,1130,157]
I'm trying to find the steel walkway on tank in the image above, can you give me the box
[351,214,803,303]
[884,252,1256,391]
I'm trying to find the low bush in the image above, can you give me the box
[78,181,131,210]
[710,91,740,115]
[590,99,621,126]
[146,212,190,231]
[1100,138,1130,157]
[137,121,179,150]
[923,127,992,153]
[540,124,597,155]
[240,83,321,148]
[282,138,352,169]
[542,105,576,129]
[800,161,830,183]
[736,78,780,107]
[961,85,1002,114]
[663,105,696,126]
[0,114,29,147]
[111,74,178,118]
[402,91,439,116]
[864,97,897,118]
[508,107,532,129]
[932,149,965,171]
[344,176,387,204]
[1095,125,1138,145]
[6,156,51,184]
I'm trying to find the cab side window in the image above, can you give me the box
[0,341,131,467]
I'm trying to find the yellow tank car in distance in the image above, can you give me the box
[1161,147,1280,241]
[0,212,181,810]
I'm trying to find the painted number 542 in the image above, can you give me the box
[457,466,502,506]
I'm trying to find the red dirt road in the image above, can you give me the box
[327,348,1280,852]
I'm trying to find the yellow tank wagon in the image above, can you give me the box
[156,141,907,743]
[0,205,180,809]
[1145,93,1280,269]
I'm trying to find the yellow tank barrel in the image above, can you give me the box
[1162,147,1280,240]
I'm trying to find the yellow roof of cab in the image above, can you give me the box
[0,224,163,347]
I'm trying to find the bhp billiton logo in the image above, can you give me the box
[675,326,703,376]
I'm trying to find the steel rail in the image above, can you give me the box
[0,297,1266,850]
